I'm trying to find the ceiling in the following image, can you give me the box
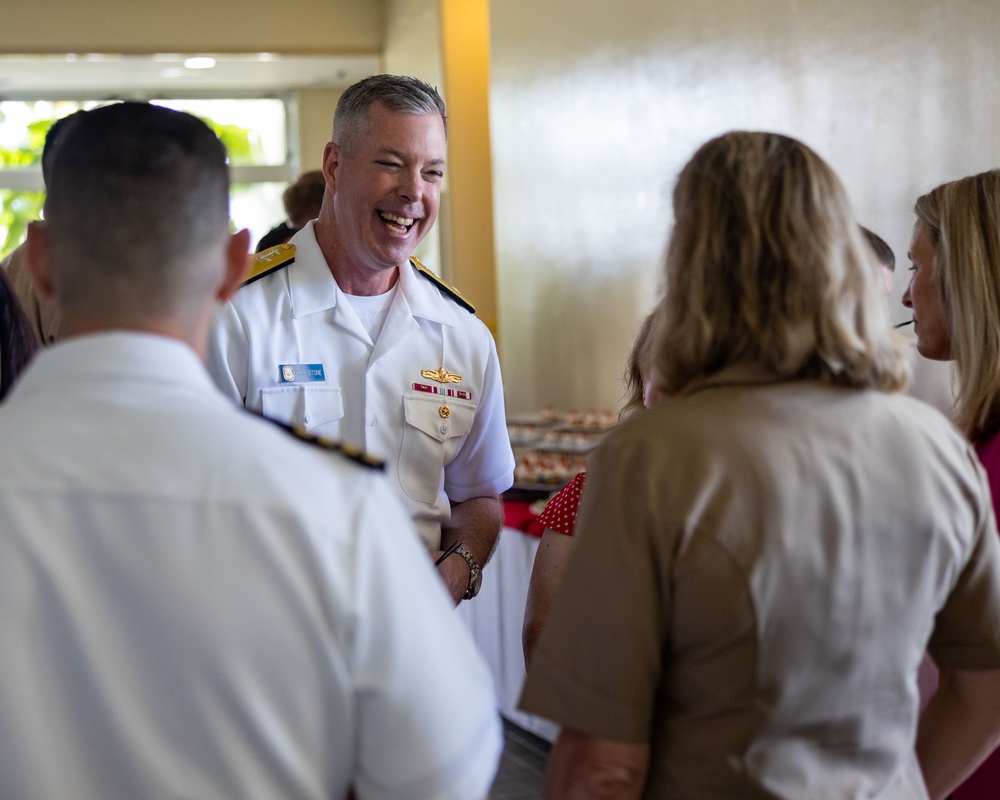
[0,52,381,97]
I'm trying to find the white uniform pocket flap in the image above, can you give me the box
[403,395,475,443]
[260,385,344,430]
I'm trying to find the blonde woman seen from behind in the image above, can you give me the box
[521,132,1000,800]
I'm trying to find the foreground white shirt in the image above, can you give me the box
[206,222,515,548]
[0,332,501,800]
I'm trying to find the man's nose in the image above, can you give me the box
[901,283,912,308]
[397,169,422,202]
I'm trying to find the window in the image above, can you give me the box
[0,96,298,258]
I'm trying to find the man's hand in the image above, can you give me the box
[436,495,503,605]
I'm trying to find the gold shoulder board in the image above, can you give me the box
[410,257,476,314]
[261,415,385,471]
[242,243,296,287]
[290,426,385,470]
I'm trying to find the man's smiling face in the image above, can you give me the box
[324,101,446,282]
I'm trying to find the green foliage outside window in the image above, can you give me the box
[0,105,261,258]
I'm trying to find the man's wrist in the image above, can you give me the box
[454,544,482,599]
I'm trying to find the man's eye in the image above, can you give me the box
[425,170,444,180]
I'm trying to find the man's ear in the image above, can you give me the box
[216,228,252,304]
[26,221,56,300]
[322,141,340,193]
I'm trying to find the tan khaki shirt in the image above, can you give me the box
[1,241,59,345]
[521,363,1000,799]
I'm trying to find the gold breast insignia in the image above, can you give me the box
[421,367,463,384]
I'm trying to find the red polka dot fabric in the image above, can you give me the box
[536,472,587,537]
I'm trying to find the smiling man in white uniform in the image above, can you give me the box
[207,75,515,603]
[0,101,501,800]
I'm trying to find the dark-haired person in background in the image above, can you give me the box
[254,169,326,252]
[0,269,36,401]
[861,224,896,294]
[0,110,85,346]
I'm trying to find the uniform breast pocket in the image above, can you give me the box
[260,385,344,435]
[399,395,475,504]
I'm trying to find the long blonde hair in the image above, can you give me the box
[915,170,1000,440]
[651,131,908,396]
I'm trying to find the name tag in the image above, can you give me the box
[279,363,326,383]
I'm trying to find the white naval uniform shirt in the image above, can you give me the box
[0,332,502,800]
[207,221,515,548]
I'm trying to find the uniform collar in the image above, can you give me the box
[11,331,217,397]
[395,258,454,327]
[287,222,341,318]
[683,361,790,396]
[286,222,454,327]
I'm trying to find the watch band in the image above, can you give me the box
[454,544,482,600]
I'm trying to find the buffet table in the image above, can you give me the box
[454,409,615,743]
[456,503,559,743]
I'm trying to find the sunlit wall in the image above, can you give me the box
[490,0,1000,415]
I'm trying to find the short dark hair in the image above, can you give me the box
[41,110,86,187]
[0,269,37,401]
[45,101,231,320]
[332,74,446,153]
[282,170,326,229]
[860,226,895,272]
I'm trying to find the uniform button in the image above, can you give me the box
[304,415,311,424]
[440,424,449,435]
[369,416,377,427]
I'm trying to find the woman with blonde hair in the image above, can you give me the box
[521,132,1000,800]
[902,168,1000,800]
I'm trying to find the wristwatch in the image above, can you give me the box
[455,544,483,600]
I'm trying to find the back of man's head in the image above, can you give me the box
[40,110,86,188]
[44,102,231,324]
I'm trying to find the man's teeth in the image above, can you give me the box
[379,211,414,228]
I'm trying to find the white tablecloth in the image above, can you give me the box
[456,527,559,742]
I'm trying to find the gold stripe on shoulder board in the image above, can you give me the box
[258,414,385,471]
[289,426,385,470]
[410,257,476,314]
[242,243,296,287]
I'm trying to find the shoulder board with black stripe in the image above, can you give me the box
[259,415,384,471]
[243,243,296,287]
[410,257,476,314]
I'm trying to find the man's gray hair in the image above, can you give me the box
[332,74,447,152]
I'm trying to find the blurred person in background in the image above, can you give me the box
[255,169,326,252]
[0,111,85,346]
[0,269,36,401]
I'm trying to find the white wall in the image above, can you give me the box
[489,0,1000,415]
